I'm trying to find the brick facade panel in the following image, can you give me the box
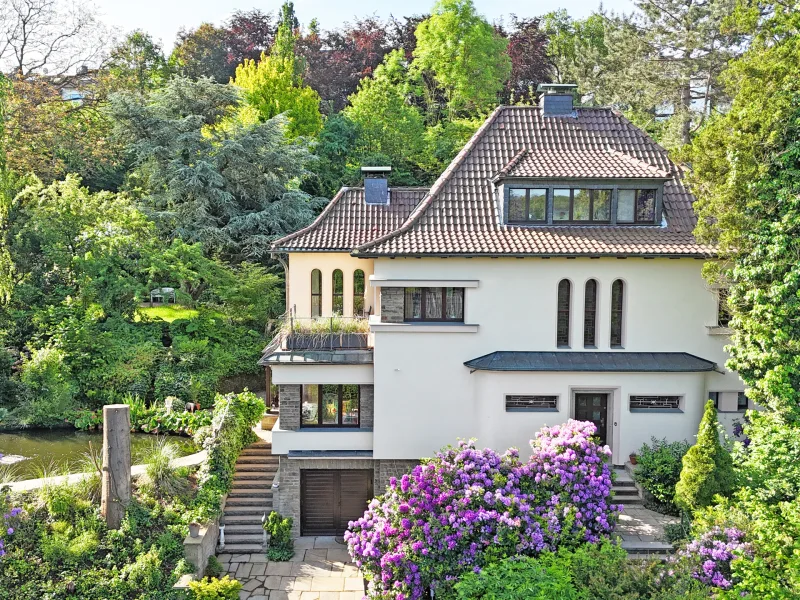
[381,288,404,323]
[279,385,301,430]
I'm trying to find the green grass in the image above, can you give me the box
[136,304,200,322]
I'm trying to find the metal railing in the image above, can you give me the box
[267,309,372,351]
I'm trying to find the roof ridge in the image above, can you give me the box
[354,105,507,255]
[270,186,350,250]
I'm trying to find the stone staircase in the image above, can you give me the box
[220,440,277,553]
[613,467,676,561]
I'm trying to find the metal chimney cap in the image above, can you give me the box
[361,166,392,175]
[536,83,578,94]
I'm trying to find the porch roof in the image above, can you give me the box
[464,351,717,373]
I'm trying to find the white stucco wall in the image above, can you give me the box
[271,363,374,385]
[370,257,745,465]
[286,252,375,318]
[272,421,373,454]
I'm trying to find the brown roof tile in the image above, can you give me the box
[271,187,428,251]
[354,106,713,257]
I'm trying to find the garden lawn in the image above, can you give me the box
[136,305,200,322]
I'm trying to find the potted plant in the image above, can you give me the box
[189,522,202,538]
[629,453,638,465]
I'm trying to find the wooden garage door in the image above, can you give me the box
[301,470,373,536]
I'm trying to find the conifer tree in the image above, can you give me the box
[675,399,735,512]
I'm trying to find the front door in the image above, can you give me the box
[574,393,609,446]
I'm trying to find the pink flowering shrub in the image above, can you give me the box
[671,527,751,590]
[345,420,620,599]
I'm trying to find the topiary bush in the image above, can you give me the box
[675,400,736,513]
[345,420,619,599]
[264,511,294,561]
[634,437,691,515]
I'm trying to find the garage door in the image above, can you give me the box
[301,470,374,536]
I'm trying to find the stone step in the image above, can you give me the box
[234,465,278,474]
[613,479,637,488]
[223,504,272,516]
[222,514,267,525]
[621,541,675,555]
[615,496,644,506]
[612,487,641,497]
[233,472,275,481]
[220,543,264,553]
[248,441,272,448]
[227,489,273,498]
[224,523,265,534]
[225,533,265,544]
[226,495,274,506]
[233,475,275,490]
[240,449,274,457]
[236,456,279,465]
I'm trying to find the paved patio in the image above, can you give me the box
[218,536,364,600]
[616,505,677,543]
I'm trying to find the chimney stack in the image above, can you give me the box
[537,83,578,117]
[362,166,391,206]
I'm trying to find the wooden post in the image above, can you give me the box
[101,404,131,529]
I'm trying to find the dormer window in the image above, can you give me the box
[504,185,661,226]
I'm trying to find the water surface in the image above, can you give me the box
[0,429,196,479]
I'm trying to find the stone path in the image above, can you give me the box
[616,502,678,559]
[218,536,364,600]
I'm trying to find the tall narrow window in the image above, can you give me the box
[610,279,624,348]
[311,269,322,317]
[353,269,365,316]
[332,269,344,314]
[584,279,597,347]
[557,279,571,347]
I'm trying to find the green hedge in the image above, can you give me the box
[190,391,265,523]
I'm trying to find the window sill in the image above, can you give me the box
[505,407,559,413]
[629,408,683,414]
[706,326,732,336]
[299,427,373,432]
[370,322,479,333]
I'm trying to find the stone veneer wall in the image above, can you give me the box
[381,287,404,323]
[376,460,419,493]
[278,384,373,430]
[360,385,374,428]
[279,385,301,430]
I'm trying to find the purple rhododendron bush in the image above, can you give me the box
[345,420,620,599]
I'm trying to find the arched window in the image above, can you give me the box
[353,269,365,316]
[332,269,344,314]
[311,269,322,317]
[556,279,571,347]
[610,279,624,348]
[584,279,597,347]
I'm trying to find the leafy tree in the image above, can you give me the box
[170,23,232,83]
[541,11,608,93]
[499,16,551,104]
[675,400,735,512]
[344,50,425,170]
[110,76,319,260]
[412,0,510,120]
[302,113,362,197]
[225,9,276,66]
[104,30,169,95]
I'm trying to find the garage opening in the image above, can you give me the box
[300,469,374,536]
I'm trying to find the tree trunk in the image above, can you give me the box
[680,81,692,146]
[100,405,132,530]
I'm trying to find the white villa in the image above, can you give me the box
[260,88,747,537]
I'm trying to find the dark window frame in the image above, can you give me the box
[552,188,612,223]
[507,188,547,223]
[610,279,624,348]
[629,395,682,411]
[617,188,657,224]
[353,269,365,316]
[557,279,571,348]
[709,391,719,409]
[300,384,361,428]
[505,395,559,412]
[311,269,322,318]
[332,269,344,315]
[584,279,598,348]
[737,392,749,411]
[403,287,465,322]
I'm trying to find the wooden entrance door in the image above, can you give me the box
[300,470,373,536]
[574,393,609,446]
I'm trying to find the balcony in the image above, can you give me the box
[283,315,371,350]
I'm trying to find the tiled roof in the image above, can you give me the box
[271,187,428,251]
[354,106,713,257]
[496,148,671,180]
[464,351,717,372]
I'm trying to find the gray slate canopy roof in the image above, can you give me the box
[464,351,717,372]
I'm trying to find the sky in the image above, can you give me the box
[95,0,637,50]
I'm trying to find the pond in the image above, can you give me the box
[0,430,197,480]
